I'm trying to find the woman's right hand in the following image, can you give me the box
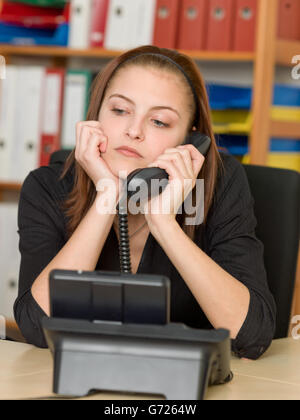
[75,121,122,201]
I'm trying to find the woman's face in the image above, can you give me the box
[98,65,192,178]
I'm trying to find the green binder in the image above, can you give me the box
[7,0,69,8]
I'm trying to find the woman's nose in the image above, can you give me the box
[126,118,145,141]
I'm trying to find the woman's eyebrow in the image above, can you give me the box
[108,93,181,118]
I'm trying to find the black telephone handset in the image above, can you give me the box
[116,132,211,272]
[123,132,211,201]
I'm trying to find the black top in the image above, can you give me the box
[14,152,276,360]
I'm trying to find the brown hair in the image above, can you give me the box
[59,45,223,241]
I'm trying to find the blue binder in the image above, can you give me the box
[207,84,300,110]
[217,135,300,155]
[0,22,69,46]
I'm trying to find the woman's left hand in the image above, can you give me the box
[143,144,205,228]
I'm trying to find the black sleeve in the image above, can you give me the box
[14,167,66,348]
[205,155,276,360]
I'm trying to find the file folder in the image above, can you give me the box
[104,0,133,50]
[11,0,68,7]
[39,68,65,167]
[233,0,257,52]
[61,70,92,149]
[0,21,69,46]
[206,0,235,51]
[11,67,44,181]
[0,203,20,319]
[177,0,209,50]
[68,0,93,49]
[0,0,69,29]
[278,0,300,41]
[0,66,18,181]
[89,0,109,47]
[153,0,180,49]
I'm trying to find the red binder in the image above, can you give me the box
[39,69,65,167]
[177,0,209,50]
[0,0,69,29]
[90,0,110,47]
[153,0,181,49]
[206,0,235,51]
[233,0,257,51]
[278,0,300,41]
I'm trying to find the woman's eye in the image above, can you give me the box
[153,119,169,128]
[111,108,127,115]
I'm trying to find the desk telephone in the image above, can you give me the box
[44,132,233,400]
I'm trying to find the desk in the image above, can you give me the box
[0,338,299,400]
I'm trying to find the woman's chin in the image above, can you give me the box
[111,163,144,180]
[103,155,147,180]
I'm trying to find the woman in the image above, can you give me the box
[14,45,276,359]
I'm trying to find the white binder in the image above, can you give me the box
[104,0,133,50]
[0,203,20,319]
[128,0,156,49]
[10,67,44,182]
[0,66,18,181]
[104,0,157,51]
[69,0,93,49]
[61,70,91,149]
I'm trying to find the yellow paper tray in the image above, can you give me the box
[212,107,300,135]
[242,153,300,172]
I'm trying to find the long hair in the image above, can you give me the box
[59,45,223,241]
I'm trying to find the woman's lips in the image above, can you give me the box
[116,148,142,158]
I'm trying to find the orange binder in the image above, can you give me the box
[233,0,257,52]
[278,0,300,41]
[177,0,209,50]
[206,0,235,51]
[39,68,65,167]
[153,0,181,49]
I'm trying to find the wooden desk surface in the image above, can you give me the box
[0,338,299,400]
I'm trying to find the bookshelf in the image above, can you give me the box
[0,0,299,330]
[0,183,22,200]
[0,44,255,62]
[0,1,299,174]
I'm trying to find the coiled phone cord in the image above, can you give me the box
[116,196,132,274]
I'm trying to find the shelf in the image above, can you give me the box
[276,39,300,66]
[0,182,22,192]
[271,120,300,139]
[0,44,255,62]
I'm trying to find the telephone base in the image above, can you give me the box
[42,317,232,400]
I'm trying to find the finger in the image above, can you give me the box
[178,144,205,176]
[76,121,103,150]
[174,147,194,178]
[151,153,190,179]
[148,158,182,182]
[77,130,104,162]
[82,132,102,160]
[90,130,108,155]
[79,126,105,155]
